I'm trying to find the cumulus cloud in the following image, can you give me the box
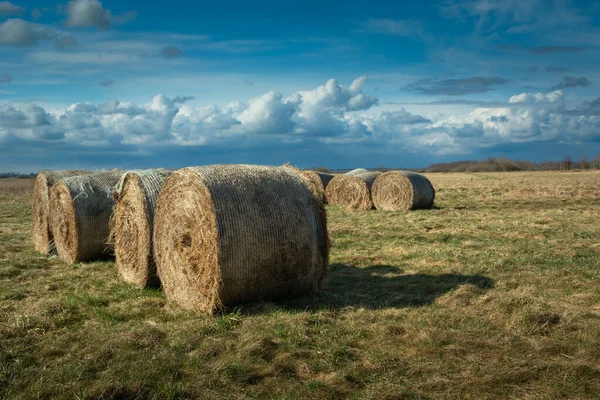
[98,79,114,87]
[3,78,600,162]
[161,45,183,58]
[0,1,24,16]
[509,90,563,103]
[0,74,11,83]
[552,76,592,90]
[404,77,508,95]
[0,18,55,46]
[65,0,136,30]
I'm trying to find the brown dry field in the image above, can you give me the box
[0,178,34,195]
[1,170,600,399]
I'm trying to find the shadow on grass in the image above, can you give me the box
[243,264,494,313]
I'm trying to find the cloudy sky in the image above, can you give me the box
[1,0,599,172]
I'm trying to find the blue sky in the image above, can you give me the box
[1,0,600,172]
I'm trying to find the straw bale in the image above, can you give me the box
[111,169,172,288]
[32,170,89,254]
[50,170,123,263]
[153,164,329,313]
[371,170,435,210]
[325,171,382,210]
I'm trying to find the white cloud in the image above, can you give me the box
[0,19,55,46]
[65,0,136,30]
[1,80,599,159]
[509,90,563,104]
[0,1,24,16]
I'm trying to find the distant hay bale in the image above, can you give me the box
[50,170,123,263]
[32,170,89,254]
[325,171,382,211]
[345,168,369,176]
[153,164,329,313]
[110,169,172,288]
[371,170,435,211]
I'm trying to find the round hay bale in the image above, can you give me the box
[325,171,382,211]
[314,172,335,202]
[32,170,90,254]
[111,169,172,288]
[345,168,369,176]
[153,164,329,313]
[282,164,325,202]
[371,170,435,210]
[50,170,124,263]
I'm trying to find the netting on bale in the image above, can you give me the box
[325,171,382,211]
[32,170,90,254]
[153,164,329,313]
[371,170,435,210]
[110,169,172,288]
[50,170,123,263]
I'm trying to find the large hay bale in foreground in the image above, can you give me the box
[50,170,123,263]
[325,171,382,211]
[345,168,369,176]
[111,169,172,288]
[32,170,89,254]
[153,164,329,313]
[372,170,435,210]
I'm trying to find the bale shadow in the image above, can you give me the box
[243,264,494,313]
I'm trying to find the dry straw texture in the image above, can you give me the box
[50,170,123,263]
[282,164,326,202]
[345,168,369,176]
[372,170,435,210]
[111,169,172,288]
[325,171,382,211]
[153,164,329,313]
[32,170,89,254]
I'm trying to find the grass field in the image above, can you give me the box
[1,171,600,399]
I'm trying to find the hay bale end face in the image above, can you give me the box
[153,165,329,313]
[372,170,435,211]
[32,170,89,254]
[50,170,123,263]
[111,169,172,288]
[325,171,382,211]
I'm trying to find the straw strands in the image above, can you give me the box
[111,169,172,288]
[153,164,329,313]
[372,170,435,210]
[50,170,123,263]
[325,171,382,210]
[32,170,89,254]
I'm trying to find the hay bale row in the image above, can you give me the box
[372,171,435,210]
[153,165,329,313]
[111,169,172,288]
[326,171,382,210]
[32,170,89,254]
[49,170,123,263]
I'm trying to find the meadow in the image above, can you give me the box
[1,171,599,399]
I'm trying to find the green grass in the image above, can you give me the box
[1,171,600,399]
